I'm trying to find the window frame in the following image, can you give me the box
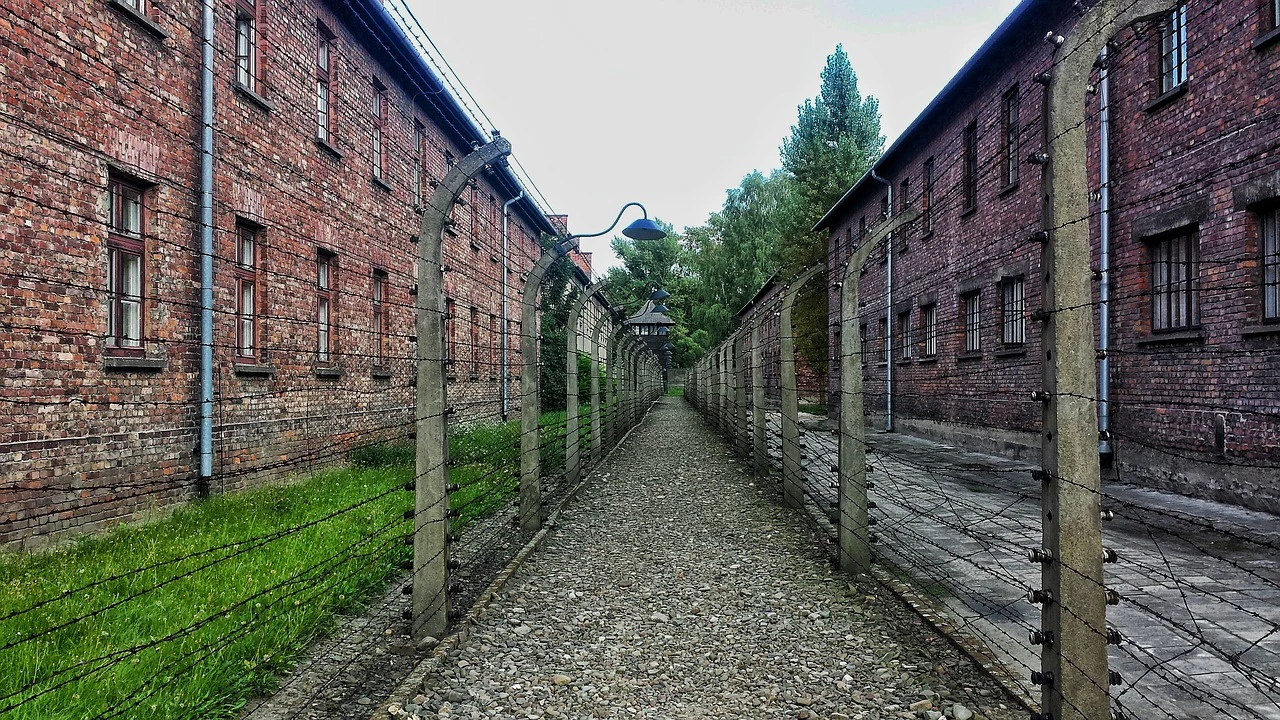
[962,291,982,353]
[922,157,935,234]
[106,176,147,355]
[878,318,889,364]
[235,0,259,92]
[469,306,480,377]
[1160,5,1189,94]
[372,269,387,366]
[1001,86,1020,189]
[371,79,387,181]
[413,122,425,206]
[1263,207,1279,322]
[859,323,869,366]
[445,297,456,368]
[1001,276,1026,346]
[316,250,337,363]
[315,24,336,144]
[921,304,937,358]
[896,310,911,361]
[1150,229,1200,332]
[234,222,260,360]
[962,121,978,213]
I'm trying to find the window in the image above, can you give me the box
[1272,0,1280,32]
[897,310,911,360]
[316,25,335,143]
[921,304,937,357]
[1264,208,1279,321]
[1002,277,1026,345]
[1151,231,1199,331]
[413,123,425,205]
[235,224,259,359]
[445,297,455,366]
[1160,5,1188,94]
[1002,87,1019,188]
[372,270,387,365]
[317,252,336,361]
[922,157,935,234]
[879,318,889,364]
[121,0,144,9]
[963,121,978,212]
[106,177,145,352]
[859,323,869,365]
[489,313,498,377]
[469,307,480,376]
[371,81,386,180]
[469,185,479,242]
[843,227,852,263]
[235,0,259,91]
[963,292,981,353]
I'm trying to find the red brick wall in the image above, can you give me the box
[0,0,548,547]
[823,0,1280,511]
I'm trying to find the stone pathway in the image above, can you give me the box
[769,416,1280,720]
[396,397,1022,720]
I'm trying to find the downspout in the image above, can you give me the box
[501,192,524,420]
[1098,46,1112,458]
[198,0,215,493]
[870,169,893,432]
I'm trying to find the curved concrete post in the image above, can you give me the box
[781,264,823,509]
[731,330,748,453]
[519,236,578,533]
[607,326,625,447]
[589,313,609,466]
[750,310,767,476]
[566,283,602,485]
[413,137,511,641]
[1038,6,1171,719]
[838,208,918,576]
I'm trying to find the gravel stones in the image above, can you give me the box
[410,398,1021,719]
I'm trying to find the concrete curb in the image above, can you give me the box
[368,400,659,720]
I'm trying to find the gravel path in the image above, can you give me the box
[393,397,1023,720]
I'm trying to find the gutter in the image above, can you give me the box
[198,0,215,492]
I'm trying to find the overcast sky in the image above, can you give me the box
[405,0,1024,272]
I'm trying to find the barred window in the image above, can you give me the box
[372,270,387,365]
[1002,277,1026,345]
[1151,231,1199,331]
[921,304,937,357]
[317,251,336,361]
[371,81,387,180]
[1261,208,1278,320]
[922,157,935,234]
[235,224,259,359]
[316,25,335,143]
[106,176,145,352]
[1001,86,1019,188]
[1161,5,1189,94]
[963,121,978,213]
[235,0,259,91]
[897,310,911,360]
[963,291,981,353]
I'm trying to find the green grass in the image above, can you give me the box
[797,403,828,416]
[666,386,685,397]
[0,407,598,720]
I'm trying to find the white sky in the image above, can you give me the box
[405,0,1024,271]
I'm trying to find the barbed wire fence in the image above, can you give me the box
[687,1,1280,718]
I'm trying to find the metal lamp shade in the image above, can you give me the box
[621,217,667,241]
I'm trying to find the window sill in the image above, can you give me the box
[372,175,392,192]
[104,355,166,372]
[108,0,169,39]
[919,230,934,242]
[916,355,938,364]
[234,362,276,377]
[314,137,344,159]
[959,206,976,219]
[371,366,393,379]
[1143,83,1188,113]
[895,358,913,366]
[998,181,1020,197]
[313,366,344,379]
[1253,26,1280,51]
[994,346,1026,358]
[956,351,983,362]
[1135,328,1205,346]
[1240,323,1280,338]
[233,82,274,112]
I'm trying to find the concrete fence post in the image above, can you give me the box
[589,314,608,467]
[1038,5,1170,718]
[781,264,823,509]
[413,137,510,642]
[838,209,917,576]
[566,284,600,486]
[734,332,749,456]
[751,312,767,476]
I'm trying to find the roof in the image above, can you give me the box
[625,300,676,327]
[812,0,1062,232]
[341,0,558,237]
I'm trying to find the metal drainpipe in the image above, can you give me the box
[501,192,524,420]
[870,169,893,432]
[198,0,215,492]
[1098,46,1112,457]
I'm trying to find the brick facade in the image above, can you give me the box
[819,0,1280,512]
[735,277,826,407]
[1,0,559,546]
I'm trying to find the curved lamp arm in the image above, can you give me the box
[574,202,650,239]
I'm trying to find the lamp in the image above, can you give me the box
[571,202,667,242]
[653,304,670,314]
[650,288,670,301]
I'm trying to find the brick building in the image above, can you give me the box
[817,0,1280,512]
[734,276,826,407]
[0,0,562,546]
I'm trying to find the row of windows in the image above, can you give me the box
[857,276,1028,366]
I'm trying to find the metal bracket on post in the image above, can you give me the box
[838,208,918,575]
[519,235,578,533]
[566,283,602,485]
[1038,5,1171,719]
[781,263,823,509]
[413,136,511,642]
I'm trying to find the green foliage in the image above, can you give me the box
[349,441,414,468]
